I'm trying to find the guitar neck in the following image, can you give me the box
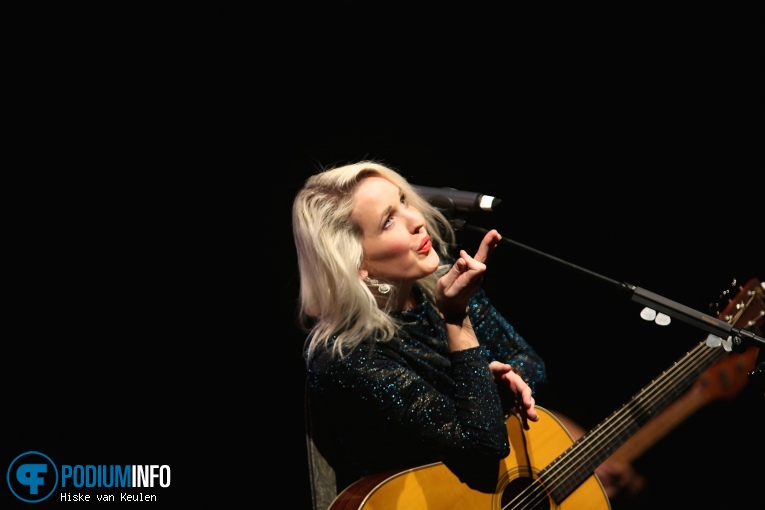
[608,346,758,464]
[538,340,721,504]
[537,278,764,505]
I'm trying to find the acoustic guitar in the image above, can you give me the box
[329,278,764,510]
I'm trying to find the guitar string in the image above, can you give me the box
[550,343,718,500]
[504,286,763,510]
[502,341,720,510]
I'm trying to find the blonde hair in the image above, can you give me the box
[292,160,456,363]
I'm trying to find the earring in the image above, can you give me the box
[366,277,391,294]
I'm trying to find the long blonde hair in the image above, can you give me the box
[292,160,456,362]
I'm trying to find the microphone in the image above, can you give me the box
[411,185,502,212]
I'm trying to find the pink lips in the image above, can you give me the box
[418,236,432,253]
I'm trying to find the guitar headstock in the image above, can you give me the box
[715,278,764,332]
[707,278,754,320]
[703,278,764,350]
[698,278,764,401]
[707,277,740,317]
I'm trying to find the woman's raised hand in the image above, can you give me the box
[436,229,501,319]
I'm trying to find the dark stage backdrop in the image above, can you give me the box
[7,5,762,509]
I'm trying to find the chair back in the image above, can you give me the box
[305,382,338,510]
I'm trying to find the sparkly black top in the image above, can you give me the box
[306,285,547,492]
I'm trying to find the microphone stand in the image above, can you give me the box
[449,218,765,352]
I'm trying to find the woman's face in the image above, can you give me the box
[352,176,440,282]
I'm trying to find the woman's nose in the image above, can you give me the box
[409,218,425,234]
[404,208,425,233]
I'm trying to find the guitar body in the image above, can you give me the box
[329,407,610,510]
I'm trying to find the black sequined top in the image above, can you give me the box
[306,285,547,492]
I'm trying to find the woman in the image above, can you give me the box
[293,160,546,496]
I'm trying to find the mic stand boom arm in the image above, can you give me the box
[457,222,765,350]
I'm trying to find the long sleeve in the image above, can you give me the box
[468,288,547,394]
[306,287,546,488]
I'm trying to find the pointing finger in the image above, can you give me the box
[474,229,501,263]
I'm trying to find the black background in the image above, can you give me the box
[7,4,763,508]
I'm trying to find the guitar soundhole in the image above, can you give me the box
[501,476,551,510]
